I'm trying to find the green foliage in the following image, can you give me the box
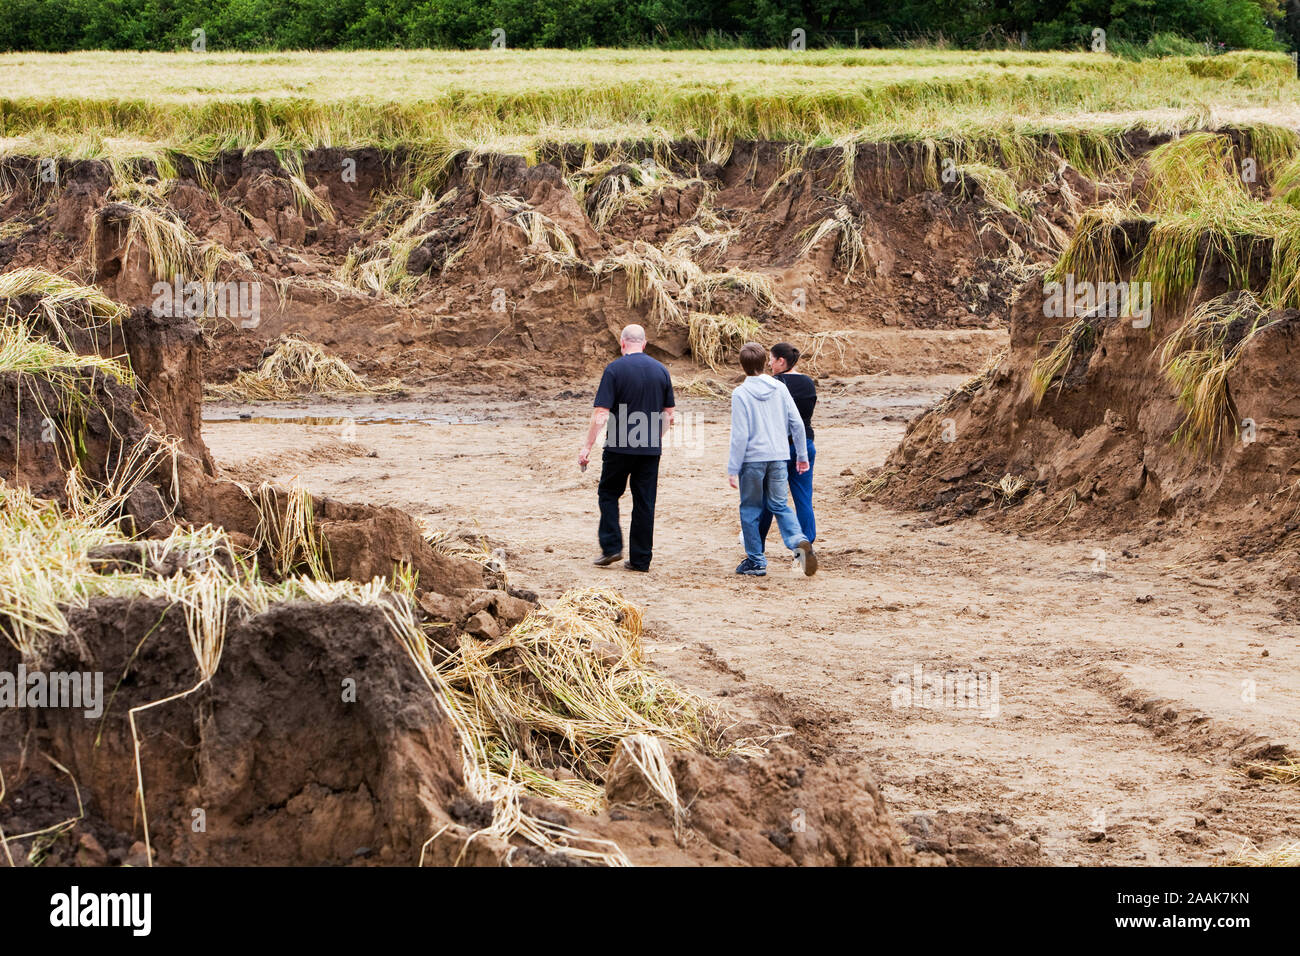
[0,0,1293,51]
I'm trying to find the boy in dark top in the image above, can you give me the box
[759,341,818,551]
[579,324,675,572]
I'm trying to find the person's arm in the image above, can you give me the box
[580,407,609,467]
[727,394,746,487]
[582,367,616,467]
[785,388,809,471]
[661,374,676,439]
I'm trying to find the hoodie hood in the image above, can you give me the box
[739,374,783,400]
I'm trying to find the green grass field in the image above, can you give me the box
[1,48,1296,162]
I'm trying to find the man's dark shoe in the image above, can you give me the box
[796,540,818,576]
[593,552,623,567]
[623,561,649,572]
[735,558,766,577]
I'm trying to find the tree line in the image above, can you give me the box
[2,0,1295,53]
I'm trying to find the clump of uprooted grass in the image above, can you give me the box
[797,206,869,282]
[0,312,133,390]
[1046,203,1149,287]
[1030,315,1102,405]
[568,156,706,230]
[1049,133,1300,313]
[1158,290,1276,453]
[982,473,1031,506]
[253,482,331,580]
[1236,756,1300,784]
[676,376,730,399]
[420,522,506,575]
[687,311,761,372]
[0,267,133,364]
[0,268,127,327]
[911,130,1127,194]
[484,193,579,260]
[933,346,1006,413]
[1143,131,1245,213]
[90,164,249,286]
[1222,840,1300,867]
[662,221,739,264]
[594,240,788,336]
[274,150,336,223]
[339,188,464,298]
[797,330,853,374]
[1276,154,1300,209]
[687,261,787,319]
[850,468,896,500]
[595,240,702,328]
[0,309,136,466]
[433,587,762,818]
[206,335,400,400]
[955,163,1030,218]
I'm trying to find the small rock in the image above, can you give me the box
[417,590,460,621]
[464,609,501,640]
[76,832,108,867]
[124,841,152,867]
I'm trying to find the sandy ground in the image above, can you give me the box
[204,371,1300,866]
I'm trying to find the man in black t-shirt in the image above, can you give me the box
[579,324,675,572]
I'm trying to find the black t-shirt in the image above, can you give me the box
[775,371,816,442]
[594,352,675,455]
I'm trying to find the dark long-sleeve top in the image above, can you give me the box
[774,371,816,442]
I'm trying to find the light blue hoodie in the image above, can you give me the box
[728,374,808,476]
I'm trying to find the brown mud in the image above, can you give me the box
[0,253,902,867]
[0,135,1148,385]
[199,381,1300,865]
[4,128,1300,867]
[868,246,1300,574]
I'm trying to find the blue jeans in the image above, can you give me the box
[759,438,815,552]
[739,460,807,568]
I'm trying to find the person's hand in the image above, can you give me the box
[579,445,591,468]
[728,474,739,489]
[796,460,809,474]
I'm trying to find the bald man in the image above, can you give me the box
[579,324,675,572]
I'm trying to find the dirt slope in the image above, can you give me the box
[202,379,1300,865]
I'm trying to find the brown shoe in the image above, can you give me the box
[796,540,818,576]
[593,552,623,567]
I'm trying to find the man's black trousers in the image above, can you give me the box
[597,449,660,570]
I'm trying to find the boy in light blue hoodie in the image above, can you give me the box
[727,342,818,577]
